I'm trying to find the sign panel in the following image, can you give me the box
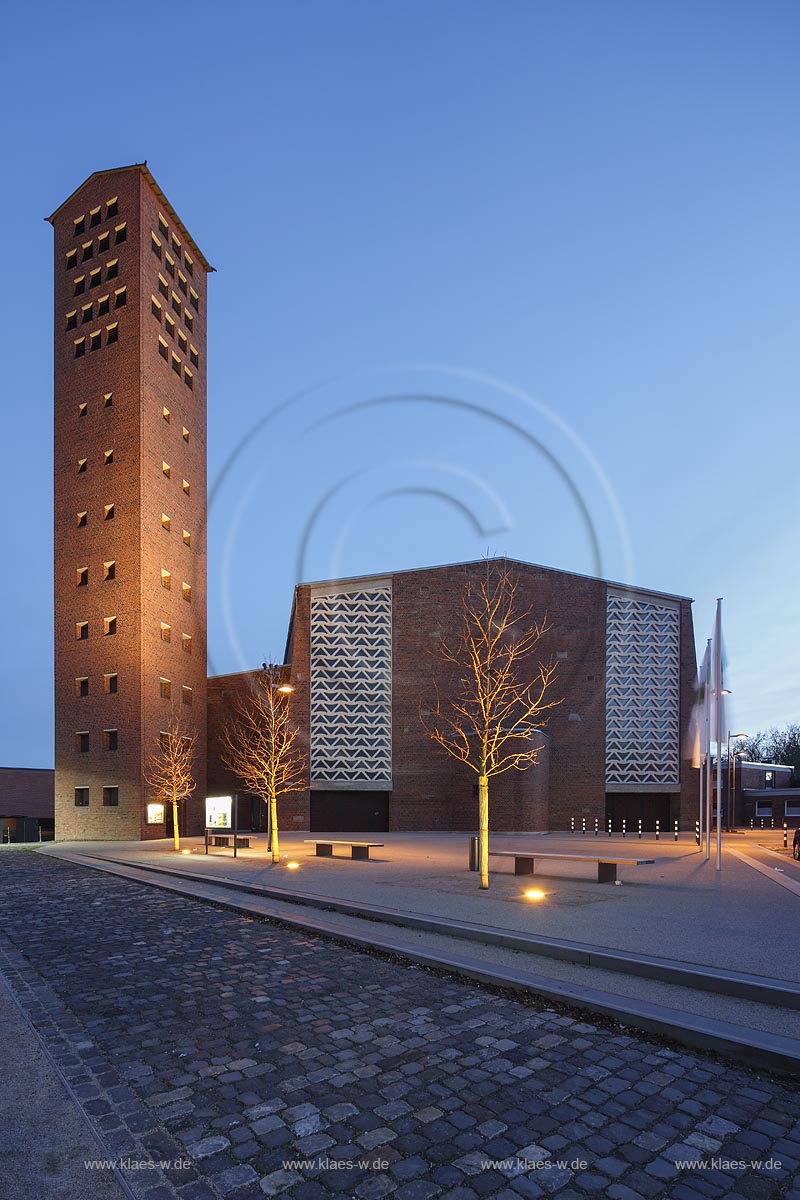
[206,795,232,829]
[146,803,165,825]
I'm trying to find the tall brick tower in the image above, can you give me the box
[48,164,212,840]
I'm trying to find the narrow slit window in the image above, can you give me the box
[77,511,87,527]
[182,529,190,546]
[73,216,85,236]
[81,303,93,324]
[114,222,127,244]
[165,252,175,278]
[97,295,110,316]
[76,620,88,639]
[106,323,118,345]
[161,568,171,590]
[151,296,162,321]
[162,406,170,422]
[181,633,192,654]
[184,309,193,331]
[161,513,170,531]
[171,292,182,315]
[151,233,162,258]
[103,449,114,465]
[114,287,127,308]
[97,231,110,253]
[162,461,170,477]
[77,458,87,473]
[171,353,181,376]
[102,786,119,807]
[89,207,101,227]
[104,616,117,635]
[184,367,193,389]
[158,274,168,298]
[178,329,187,352]
[103,560,115,580]
[89,268,102,288]
[189,288,199,311]
[182,479,190,495]
[66,311,77,330]
[104,672,118,694]
[78,402,87,417]
[160,622,171,642]
[171,233,181,256]
[106,197,118,218]
[182,582,191,602]
[76,566,88,586]
[158,214,168,235]
[74,276,86,296]
[185,253,193,276]
[106,259,119,280]
[164,313,175,338]
[182,685,193,706]
[189,346,199,367]
[182,427,189,442]
[103,503,115,520]
[76,731,90,753]
[89,330,101,352]
[158,337,168,360]
[103,729,118,751]
[75,677,89,697]
[103,393,113,408]
[178,271,187,295]
[160,677,171,699]
[82,241,93,262]
[66,249,78,270]
[74,338,85,358]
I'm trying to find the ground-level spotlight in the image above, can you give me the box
[286,861,300,870]
[181,849,192,855]
[523,889,546,901]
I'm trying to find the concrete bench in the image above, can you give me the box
[489,850,654,883]
[303,839,384,861]
[211,834,251,849]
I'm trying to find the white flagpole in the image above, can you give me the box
[704,638,712,861]
[715,600,723,872]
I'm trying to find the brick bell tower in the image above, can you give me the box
[48,164,213,840]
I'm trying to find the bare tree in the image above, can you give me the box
[219,664,307,863]
[144,716,197,852]
[421,564,561,889]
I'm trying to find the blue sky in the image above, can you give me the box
[1,0,798,766]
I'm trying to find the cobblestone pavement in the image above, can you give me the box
[0,851,798,1200]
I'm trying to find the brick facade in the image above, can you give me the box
[50,165,211,840]
[208,559,697,833]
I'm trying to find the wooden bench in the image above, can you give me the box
[303,839,384,861]
[489,850,654,883]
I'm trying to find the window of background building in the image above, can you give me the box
[104,672,118,694]
[103,786,119,807]
[75,732,89,753]
[103,729,118,751]
[74,787,89,807]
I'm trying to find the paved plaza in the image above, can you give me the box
[0,849,799,1200]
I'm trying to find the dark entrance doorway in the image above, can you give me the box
[310,791,390,832]
[605,793,672,832]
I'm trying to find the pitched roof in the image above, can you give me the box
[46,162,214,273]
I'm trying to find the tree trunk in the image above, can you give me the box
[270,794,280,863]
[172,796,180,852]
[478,774,489,889]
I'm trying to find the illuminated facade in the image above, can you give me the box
[50,165,212,840]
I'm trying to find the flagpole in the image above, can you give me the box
[715,600,723,872]
[704,638,712,861]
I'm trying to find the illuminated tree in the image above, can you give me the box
[422,565,561,889]
[144,716,197,852]
[219,664,307,863]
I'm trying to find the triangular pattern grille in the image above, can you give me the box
[310,584,392,783]
[606,593,680,786]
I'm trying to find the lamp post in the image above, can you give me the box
[726,731,747,831]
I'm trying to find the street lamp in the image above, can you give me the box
[727,731,747,830]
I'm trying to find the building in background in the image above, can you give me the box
[49,165,212,840]
[0,769,55,843]
[208,558,698,833]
